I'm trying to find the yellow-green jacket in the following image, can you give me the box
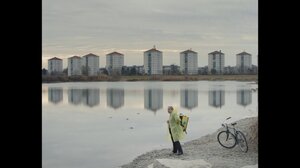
[169,111,184,141]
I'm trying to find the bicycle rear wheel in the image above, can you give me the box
[236,131,248,153]
[217,131,236,148]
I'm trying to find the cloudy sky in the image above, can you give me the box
[42,0,258,69]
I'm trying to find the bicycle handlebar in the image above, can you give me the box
[222,123,237,130]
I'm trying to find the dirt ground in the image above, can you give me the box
[121,117,258,168]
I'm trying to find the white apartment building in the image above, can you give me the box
[82,53,99,76]
[144,46,163,75]
[236,51,252,73]
[48,57,63,75]
[208,51,225,74]
[136,66,145,74]
[68,56,82,76]
[106,52,124,74]
[180,49,198,75]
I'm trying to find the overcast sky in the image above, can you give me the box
[42,0,258,69]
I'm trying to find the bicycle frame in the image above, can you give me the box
[222,123,238,136]
[222,123,236,142]
[218,117,248,152]
[221,117,238,136]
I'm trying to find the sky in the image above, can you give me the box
[42,0,258,69]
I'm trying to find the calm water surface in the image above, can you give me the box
[42,81,258,168]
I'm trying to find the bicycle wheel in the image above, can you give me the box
[217,131,236,149]
[236,131,248,153]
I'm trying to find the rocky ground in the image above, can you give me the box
[121,116,258,168]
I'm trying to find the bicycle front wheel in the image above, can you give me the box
[217,131,236,149]
[236,131,248,153]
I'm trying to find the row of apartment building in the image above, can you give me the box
[47,46,253,76]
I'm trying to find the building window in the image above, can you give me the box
[241,56,244,67]
[148,53,151,74]
[110,56,113,67]
[213,55,216,60]
[184,54,188,63]
[86,58,89,75]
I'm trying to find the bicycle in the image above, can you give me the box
[217,117,248,153]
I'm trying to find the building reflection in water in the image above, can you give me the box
[48,87,63,104]
[209,89,225,108]
[107,88,125,109]
[237,89,252,107]
[68,89,83,105]
[82,89,100,107]
[144,89,163,113]
[180,89,198,110]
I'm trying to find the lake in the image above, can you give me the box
[42,81,258,168]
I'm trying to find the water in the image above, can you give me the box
[42,81,258,168]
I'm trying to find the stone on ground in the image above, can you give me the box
[240,164,258,168]
[152,158,212,168]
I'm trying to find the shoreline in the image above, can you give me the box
[121,116,258,168]
[42,75,258,83]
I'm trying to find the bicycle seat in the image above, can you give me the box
[231,122,237,126]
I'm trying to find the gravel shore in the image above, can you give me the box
[121,116,258,168]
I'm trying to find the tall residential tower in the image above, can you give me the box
[208,50,224,74]
[180,49,198,75]
[144,46,163,75]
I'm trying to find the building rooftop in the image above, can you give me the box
[180,49,197,54]
[107,51,124,56]
[48,57,62,61]
[83,53,99,57]
[208,50,224,55]
[237,51,251,56]
[68,56,81,59]
[144,46,162,53]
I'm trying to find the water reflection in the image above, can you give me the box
[48,87,63,104]
[237,89,252,107]
[107,88,125,109]
[68,89,83,105]
[46,84,256,110]
[82,89,100,107]
[144,89,163,112]
[180,89,198,110]
[209,89,225,108]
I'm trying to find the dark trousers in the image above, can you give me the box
[169,128,183,154]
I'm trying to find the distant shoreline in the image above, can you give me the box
[42,75,258,83]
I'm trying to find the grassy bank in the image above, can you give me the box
[120,75,258,82]
[42,75,257,83]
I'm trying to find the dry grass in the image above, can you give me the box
[42,75,258,83]
[120,75,257,81]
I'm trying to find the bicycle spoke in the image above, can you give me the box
[217,131,236,149]
[236,131,248,153]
